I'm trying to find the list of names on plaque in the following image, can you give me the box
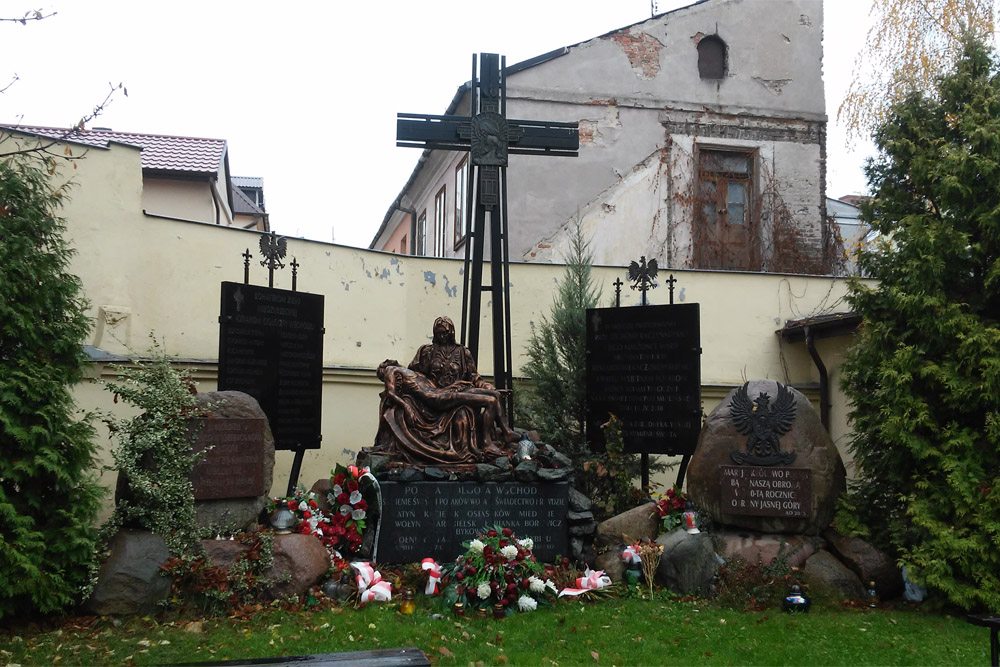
[586,304,701,455]
[377,482,568,564]
[189,418,267,500]
[218,282,324,450]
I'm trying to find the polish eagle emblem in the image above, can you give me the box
[627,256,658,289]
[259,233,287,270]
[730,382,797,466]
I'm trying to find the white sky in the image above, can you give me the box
[3,0,875,249]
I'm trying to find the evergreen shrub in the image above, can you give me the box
[839,36,1000,612]
[0,157,104,618]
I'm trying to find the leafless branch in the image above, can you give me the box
[0,9,57,24]
[0,81,126,160]
[0,73,18,95]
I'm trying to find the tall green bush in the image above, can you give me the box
[839,36,1000,612]
[516,222,599,463]
[0,157,104,617]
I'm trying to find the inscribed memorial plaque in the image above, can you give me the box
[217,281,324,450]
[376,482,568,563]
[189,419,267,500]
[719,465,812,518]
[585,304,701,455]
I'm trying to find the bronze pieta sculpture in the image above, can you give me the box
[372,316,518,464]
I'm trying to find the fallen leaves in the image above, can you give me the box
[183,621,203,634]
[591,650,599,661]
[437,646,454,657]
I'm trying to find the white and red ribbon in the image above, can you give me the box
[621,545,642,565]
[558,568,612,597]
[351,561,392,604]
[421,558,441,595]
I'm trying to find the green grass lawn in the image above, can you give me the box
[0,596,987,666]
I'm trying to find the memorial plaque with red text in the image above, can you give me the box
[190,419,268,500]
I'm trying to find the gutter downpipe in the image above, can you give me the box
[392,197,418,255]
[804,325,830,431]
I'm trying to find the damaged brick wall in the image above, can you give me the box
[605,29,663,79]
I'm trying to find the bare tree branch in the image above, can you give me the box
[0,82,126,160]
[0,9,57,24]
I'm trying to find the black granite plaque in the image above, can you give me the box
[376,482,569,564]
[719,465,812,518]
[217,281,324,450]
[189,418,267,500]
[585,304,701,455]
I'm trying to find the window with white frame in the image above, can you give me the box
[434,186,447,256]
[454,157,468,248]
[416,210,427,256]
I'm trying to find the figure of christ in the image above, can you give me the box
[408,316,490,391]
[373,358,518,465]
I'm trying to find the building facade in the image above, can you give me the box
[371,0,835,273]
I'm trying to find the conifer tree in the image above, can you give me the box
[840,36,1000,611]
[0,156,104,617]
[517,222,599,462]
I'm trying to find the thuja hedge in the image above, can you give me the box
[839,36,1000,612]
[0,156,104,617]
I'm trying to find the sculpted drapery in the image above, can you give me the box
[372,317,517,464]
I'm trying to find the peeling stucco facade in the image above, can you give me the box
[373,0,828,273]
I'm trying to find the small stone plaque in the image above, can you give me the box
[190,419,267,500]
[376,482,569,564]
[719,465,811,518]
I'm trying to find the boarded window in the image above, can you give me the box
[698,35,726,79]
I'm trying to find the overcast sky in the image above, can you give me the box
[3,0,874,248]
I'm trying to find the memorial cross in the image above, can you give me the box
[242,248,253,284]
[397,53,578,414]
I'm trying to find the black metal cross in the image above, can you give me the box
[242,248,253,285]
[397,53,579,413]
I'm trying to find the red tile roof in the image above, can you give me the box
[2,125,227,175]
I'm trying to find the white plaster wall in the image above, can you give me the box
[143,178,218,224]
[28,130,859,514]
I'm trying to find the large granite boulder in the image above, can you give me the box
[201,533,329,600]
[802,549,866,599]
[687,380,846,535]
[656,529,720,597]
[823,528,903,600]
[594,502,659,549]
[711,530,821,569]
[86,531,171,615]
[192,391,275,532]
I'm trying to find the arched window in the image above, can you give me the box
[698,35,727,80]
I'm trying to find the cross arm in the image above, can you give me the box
[508,119,579,157]
[397,113,472,152]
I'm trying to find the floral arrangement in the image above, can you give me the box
[442,525,557,614]
[653,487,689,532]
[265,464,373,558]
[320,464,371,555]
[266,489,326,535]
[634,539,664,595]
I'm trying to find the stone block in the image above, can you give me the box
[823,528,903,599]
[712,530,820,568]
[86,531,171,616]
[595,502,659,548]
[656,529,720,597]
[803,549,865,599]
